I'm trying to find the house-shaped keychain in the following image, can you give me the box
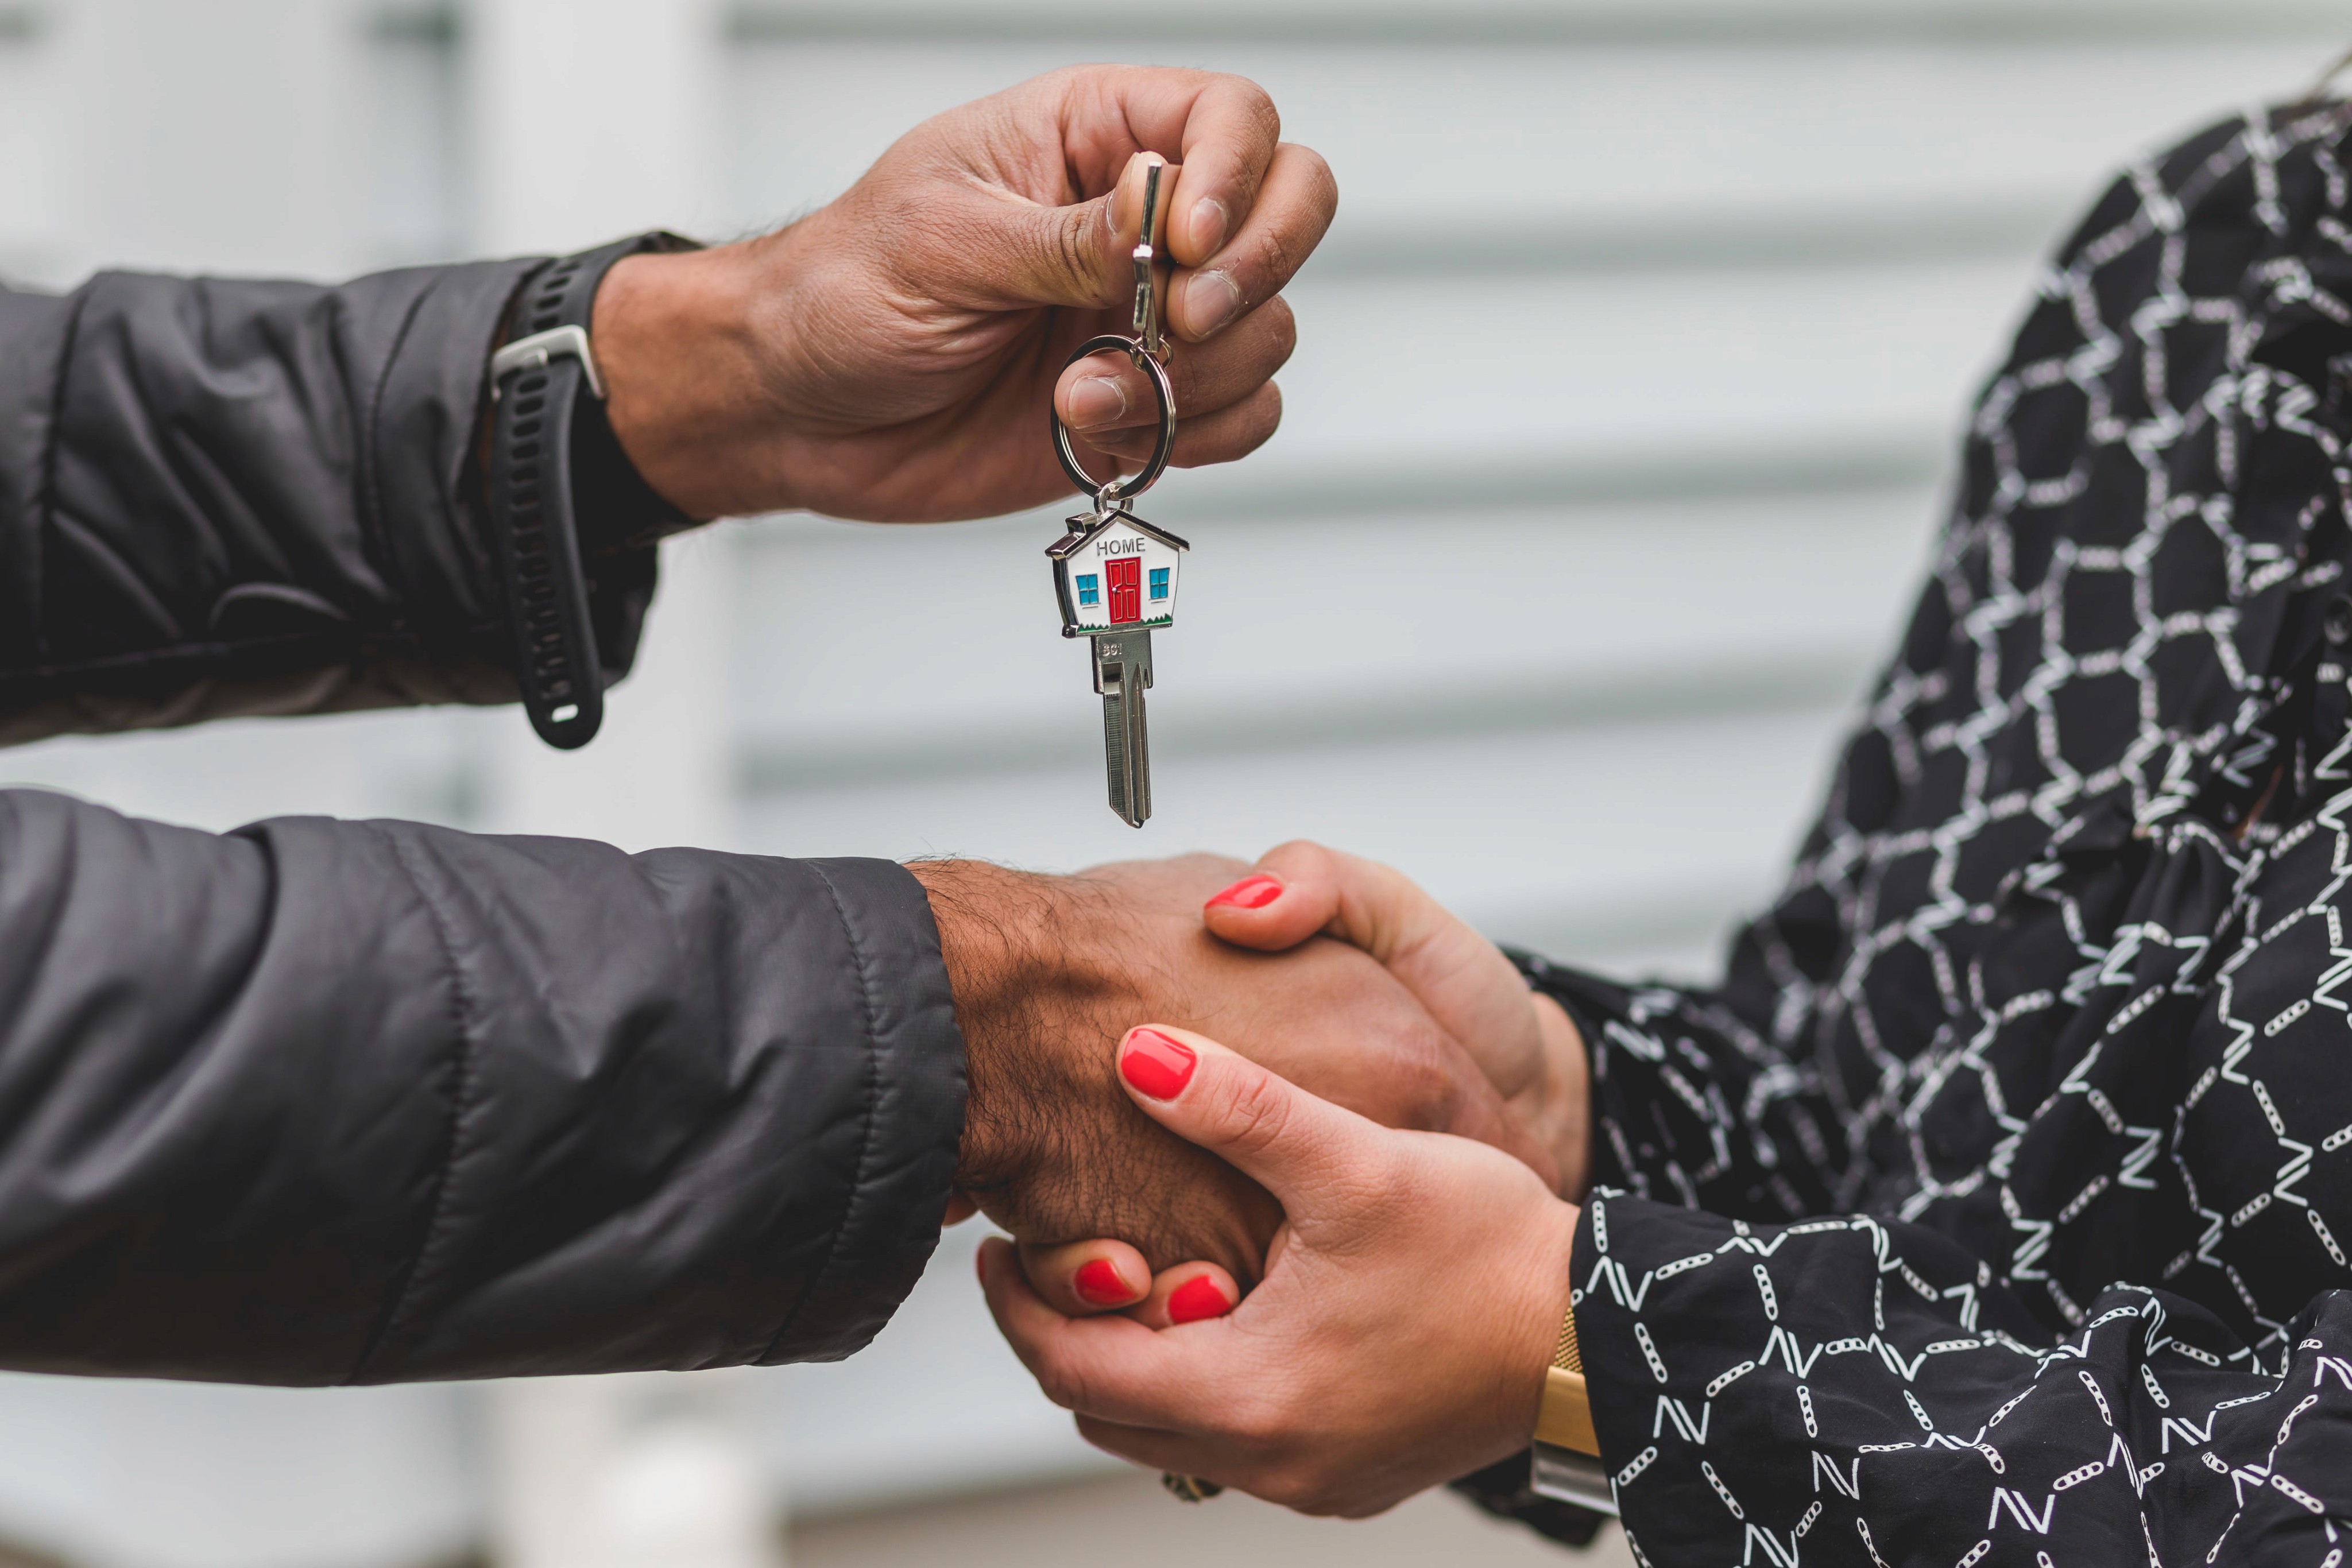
[1047,509,1189,637]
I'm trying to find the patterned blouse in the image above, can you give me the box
[1491,102,2352,1563]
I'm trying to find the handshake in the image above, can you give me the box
[912,845,1592,1516]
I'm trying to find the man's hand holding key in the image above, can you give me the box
[585,65,1336,525]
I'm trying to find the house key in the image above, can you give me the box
[1046,160,1189,828]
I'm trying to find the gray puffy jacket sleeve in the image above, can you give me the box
[0,788,966,1384]
[0,260,667,745]
[0,261,968,1383]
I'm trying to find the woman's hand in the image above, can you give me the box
[594,66,1333,522]
[1201,842,1592,1201]
[982,1024,1580,1517]
[1015,841,1591,1319]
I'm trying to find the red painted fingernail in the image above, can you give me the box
[1119,1028,1197,1099]
[1167,1276,1233,1324]
[1073,1258,1132,1306]
[1206,874,1283,911]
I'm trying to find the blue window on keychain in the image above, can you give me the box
[1077,574,1100,606]
[1149,568,1170,602]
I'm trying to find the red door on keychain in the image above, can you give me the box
[1107,557,1142,624]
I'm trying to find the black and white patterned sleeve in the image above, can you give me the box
[1572,1193,2352,1565]
[1519,942,1853,1220]
[1454,103,2352,1562]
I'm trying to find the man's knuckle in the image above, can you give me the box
[1248,228,1298,299]
[1392,1047,1456,1128]
[1265,297,1298,363]
[1216,400,1279,464]
[1246,385,1283,443]
[1055,215,1105,299]
[1240,83,1282,145]
[1170,355,1209,410]
[1301,147,1339,208]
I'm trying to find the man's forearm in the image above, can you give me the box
[906,860,1090,1197]
[0,264,562,744]
[0,789,963,1382]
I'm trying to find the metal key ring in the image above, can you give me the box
[1050,333,1177,506]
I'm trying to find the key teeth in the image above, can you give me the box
[1102,694,1148,827]
[1093,632,1154,828]
[1128,657,1151,827]
[1102,694,1135,827]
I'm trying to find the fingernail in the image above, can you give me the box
[1068,375,1127,431]
[1206,873,1283,911]
[1183,270,1243,338]
[1167,1276,1233,1325]
[1073,1258,1133,1306]
[1119,1027,1197,1099]
[1122,150,1165,229]
[1188,198,1229,256]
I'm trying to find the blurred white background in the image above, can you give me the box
[0,2,2343,1565]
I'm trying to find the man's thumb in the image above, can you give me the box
[1002,151,1171,310]
[1115,1025,1382,1211]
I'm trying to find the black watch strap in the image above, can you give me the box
[486,231,695,750]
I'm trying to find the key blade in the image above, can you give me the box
[1101,691,1143,827]
[1093,632,1154,828]
[1120,668,1151,825]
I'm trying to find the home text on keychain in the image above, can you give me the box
[1046,160,1189,828]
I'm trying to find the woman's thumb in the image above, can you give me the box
[1202,839,1411,954]
[1203,842,1542,1101]
[1114,1025,1382,1211]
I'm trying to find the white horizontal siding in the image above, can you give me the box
[729,0,2346,39]
[0,17,65,282]
[742,699,1855,974]
[723,33,2339,240]
[732,486,1935,766]
[1260,259,2026,476]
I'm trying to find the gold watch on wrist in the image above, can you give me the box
[1529,1296,1616,1514]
